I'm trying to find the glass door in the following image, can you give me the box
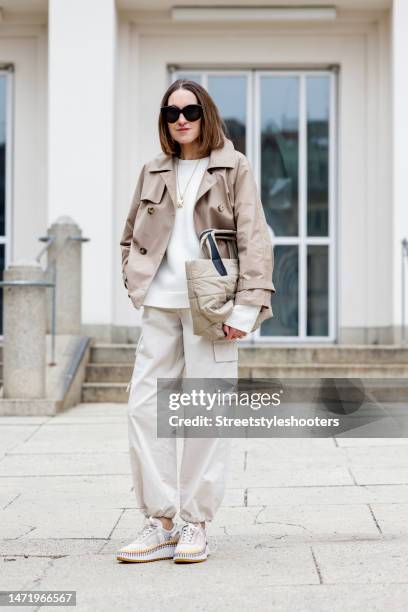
[170,68,336,342]
[255,71,336,341]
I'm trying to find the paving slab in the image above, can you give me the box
[344,446,408,466]
[312,540,408,584]
[0,425,43,457]
[2,500,122,539]
[227,466,354,488]
[350,467,408,485]
[210,504,380,540]
[55,403,128,418]
[0,539,109,557]
[335,437,408,447]
[0,416,52,425]
[0,453,131,477]
[248,484,408,506]
[369,503,408,535]
[4,422,128,454]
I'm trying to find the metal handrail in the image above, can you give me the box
[0,280,54,286]
[402,238,408,345]
[36,235,56,264]
[37,234,90,271]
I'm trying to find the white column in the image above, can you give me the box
[392,0,408,341]
[48,0,117,328]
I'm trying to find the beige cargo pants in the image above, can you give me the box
[127,305,238,524]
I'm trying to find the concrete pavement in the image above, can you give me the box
[1,402,408,611]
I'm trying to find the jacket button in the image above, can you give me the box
[139,247,147,255]
[147,206,155,214]
[217,204,224,212]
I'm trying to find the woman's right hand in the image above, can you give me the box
[223,324,246,341]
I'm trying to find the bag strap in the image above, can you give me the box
[200,229,238,258]
[199,229,237,277]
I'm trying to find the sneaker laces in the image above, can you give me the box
[179,522,198,544]
[179,522,218,553]
[135,516,159,541]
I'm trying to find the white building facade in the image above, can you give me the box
[0,0,407,346]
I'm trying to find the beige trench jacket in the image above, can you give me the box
[120,137,276,318]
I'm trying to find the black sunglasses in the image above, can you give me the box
[160,104,203,124]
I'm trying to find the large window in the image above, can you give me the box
[171,69,336,342]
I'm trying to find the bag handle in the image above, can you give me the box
[200,229,238,259]
[199,229,238,277]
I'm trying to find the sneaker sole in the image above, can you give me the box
[117,555,174,563]
[173,545,210,564]
[116,543,177,563]
[173,556,208,564]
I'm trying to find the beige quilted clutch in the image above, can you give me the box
[185,229,239,341]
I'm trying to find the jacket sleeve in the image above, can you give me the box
[233,154,276,309]
[119,164,146,290]
[224,304,262,333]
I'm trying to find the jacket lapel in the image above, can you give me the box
[159,165,178,210]
[194,170,217,205]
[147,138,236,210]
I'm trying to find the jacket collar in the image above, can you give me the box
[146,137,236,173]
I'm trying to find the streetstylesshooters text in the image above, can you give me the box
[166,390,340,429]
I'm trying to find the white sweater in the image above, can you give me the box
[143,155,261,333]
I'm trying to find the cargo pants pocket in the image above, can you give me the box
[213,338,238,362]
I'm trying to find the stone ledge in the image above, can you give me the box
[0,398,60,416]
[0,334,92,415]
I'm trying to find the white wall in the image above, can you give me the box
[48,0,117,329]
[391,0,408,340]
[114,15,142,332]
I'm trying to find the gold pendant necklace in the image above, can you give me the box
[176,157,202,208]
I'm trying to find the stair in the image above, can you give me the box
[81,344,408,403]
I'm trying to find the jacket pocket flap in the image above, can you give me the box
[140,179,166,203]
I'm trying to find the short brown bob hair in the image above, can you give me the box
[158,79,227,157]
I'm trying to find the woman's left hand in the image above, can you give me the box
[223,324,247,340]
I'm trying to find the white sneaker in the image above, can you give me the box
[116,517,179,563]
[173,522,209,563]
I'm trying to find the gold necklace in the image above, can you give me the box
[176,157,202,208]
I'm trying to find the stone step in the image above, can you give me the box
[82,378,408,404]
[82,382,129,404]
[90,343,408,365]
[238,363,408,378]
[83,343,408,403]
[90,344,139,364]
[84,362,408,383]
[86,363,133,383]
[238,345,408,365]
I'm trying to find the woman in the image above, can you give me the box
[117,79,274,564]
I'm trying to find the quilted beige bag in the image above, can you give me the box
[185,229,241,341]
